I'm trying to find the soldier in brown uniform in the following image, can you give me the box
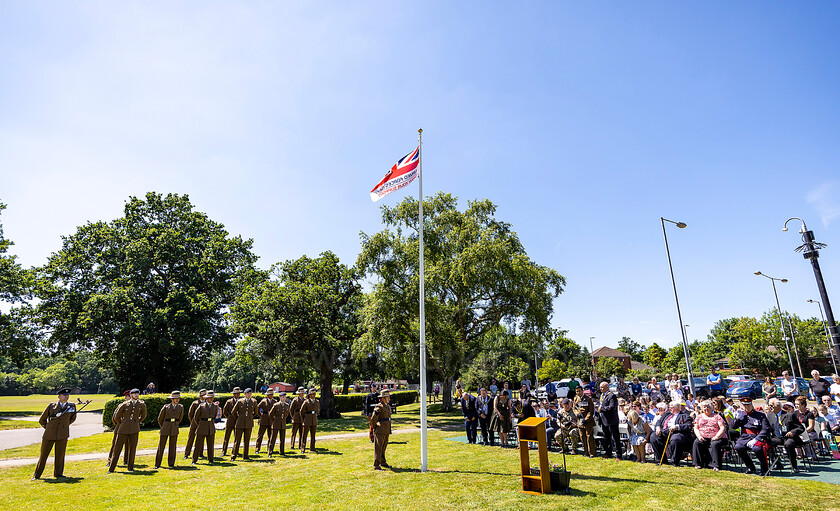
[268,391,290,456]
[572,385,596,458]
[183,388,207,459]
[106,390,131,467]
[370,390,392,470]
[32,388,78,480]
[108,388,147,473]
[300,387,320,453]
[255,388,275,453]
[230,388,259,460]
[221,387,241,456]
[155,391,184,469]
[289,387,306,450]
[192,390,219,464]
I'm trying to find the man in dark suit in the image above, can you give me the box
[460,389,479,444]
[768,400,805,472]
[598,381,622,459]
[650,400,693,466]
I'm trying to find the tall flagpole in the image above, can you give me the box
[418,128,428,472]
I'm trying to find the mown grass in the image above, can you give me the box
[0,394,112,415]
[1,429,837,511]
[0,419,41,431]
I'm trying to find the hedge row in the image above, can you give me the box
[101,390,418,428]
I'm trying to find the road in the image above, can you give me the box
[0,412,106,450]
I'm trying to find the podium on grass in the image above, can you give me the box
[517,417,551,495]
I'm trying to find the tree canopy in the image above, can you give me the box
[0,202,35,365]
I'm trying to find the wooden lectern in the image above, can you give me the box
[517,417,551,495]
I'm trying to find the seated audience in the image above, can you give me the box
[692,400,727,471]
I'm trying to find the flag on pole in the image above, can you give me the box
[369,146,420,202]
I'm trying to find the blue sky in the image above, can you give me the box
[2,2,840,353]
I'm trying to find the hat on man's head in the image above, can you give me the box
[169,391,181,399]
[278,391,287,397]
[297,387,306,394]
[379,390,390,398]
[232,387,241,394]
[198,388,207,396]
[244,388,253,393]
[206,390,215,397]
[57,387,71,396]
[266,388,275,394]
[123,390,131,396]
[308,388,317,395]
[130,388,140,394]
[739,397,753,404]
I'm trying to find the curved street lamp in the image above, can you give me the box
[808,299,839,374]
[661,217,695,396]
[754,271,798,377]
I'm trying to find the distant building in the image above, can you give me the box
[630,360,656,372]
[592,347,632,371]
[267,382,296,393]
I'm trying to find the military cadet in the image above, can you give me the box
[192,390,219,464]
[300,387,320,453]
[221,386,241,456]
[32,388,78,480]
[155,390,184,469]
[369,390,392,470]
[255,388,276,453]
[268,391,290,456]
[108,388,147,473]
[183,388,207,459]
[731,397,772,475]
[106,390,131,467]
[230,388,259,460]
[289,387,306,450]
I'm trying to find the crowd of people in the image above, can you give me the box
[456,370,840,477]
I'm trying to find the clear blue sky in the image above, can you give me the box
[2,2,839,353]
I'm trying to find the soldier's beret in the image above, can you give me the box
[198,388,207,396]
[123,390,131,396]
[244,388,253,393]
[232,387,242,394]
[297,387,306,393]
[278,391,287,397]
[57,387,71,395]
[130,388,140,394]
[168,391,181,399]
[266,388,275,394]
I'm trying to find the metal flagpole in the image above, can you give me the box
[418,128,428,473]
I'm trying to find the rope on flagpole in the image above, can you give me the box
[418,128,428,473]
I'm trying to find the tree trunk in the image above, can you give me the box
[440,377,453,412]
[319,359,340,419]
[342,380,350,394]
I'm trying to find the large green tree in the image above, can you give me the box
[229,251,363,418]
[618,336,645,362]
[357,193,565,411]
[643,343,667,370]
[0,202,35,364]
[37,192,259,391]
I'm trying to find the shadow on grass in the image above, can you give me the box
[167,465,198,471]
[572,472,684,485]
[304,448,341,456]
[123,469,157,476]
[43,476,84,484]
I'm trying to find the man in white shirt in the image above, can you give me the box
[780,371,799,403]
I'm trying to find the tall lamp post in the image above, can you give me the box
[755,271,797,377]
[785,313,804,378]
[784,218,840,374]
[661,217,695,396]
[807,299,839,374]
[590,336,596,379]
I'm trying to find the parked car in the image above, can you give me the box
[535,378,584,400]
[726,379,764,400]
[773,377,811,400]
[684,377,710,398]
[724,375,750,389]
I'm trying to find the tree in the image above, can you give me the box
[37,192,260,391]
[357,193,565,411]
[229,251,363,418]
[595,356,625,378]
[618,337,645,362]
[0,202,35,364]
[537,359,568,382]
[661,345,687,374]
[643,343,667,370]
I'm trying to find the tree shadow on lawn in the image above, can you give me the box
[572,472,687,486]
[43,476,84,484]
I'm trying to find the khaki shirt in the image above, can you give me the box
[258,397,276,426]
[158,403,184,436]
[111,401,127,434]
[300,398,320,426]
[573,395,595,426]
[370,401,392,435]
[222,397,238,420]
[230,397,259,429]
[39,401,78,441]
[269,401,290,429]
[193,401,219,435]
[290,396,305,424]
[113,399,147,435]
[187,399,202,423]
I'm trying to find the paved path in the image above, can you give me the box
[0,427,427,468]
[0,412,106,450]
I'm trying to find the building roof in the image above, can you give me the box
[630,360,656,372]
[592,347,630,358]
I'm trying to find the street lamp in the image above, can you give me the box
[661,217,695,396]
[808,299,839,374]
[754,271,797,377]
[783,217,840,373]
[590,336,596,379]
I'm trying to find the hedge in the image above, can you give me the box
[101,390,418,428]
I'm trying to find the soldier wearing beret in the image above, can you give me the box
[183,388,207,459]
[108,388,146,473]
[289,387,306,450]
[221,387,241,456]
[255,388,276,454]
[155,391,184,469]
[32,388,78,480]
[268,391,290,456]
[300,388,320,453]
[192,390,219,464]
[230,388,259,460]
[106,390,131,467]
[370,390,392,470]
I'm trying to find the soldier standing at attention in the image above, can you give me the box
[268,391,290,456]
[108,388,146,473]
[370,390,392,470]
[183,388,207,460]
[107,390,131,467]
[155,390,184,469]
[289,387,306,450]
[255,388,275,453]
[221,387,241,456]
[300,388,320,453]
[230,388,259,460]
[192,390,219,464]
[32,388,78,480]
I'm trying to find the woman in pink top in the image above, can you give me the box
[691,400,727,471]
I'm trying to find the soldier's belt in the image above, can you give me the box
[308,411,317,414]
[379,418,391,421]
[168,418,178,422]
[202,418,213,422]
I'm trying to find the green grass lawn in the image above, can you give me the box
[1,429,837,511]
[0,419,41,431]
[0,394,112,416]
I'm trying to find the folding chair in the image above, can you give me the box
[797,431,816,469]
[618,423,631,459]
